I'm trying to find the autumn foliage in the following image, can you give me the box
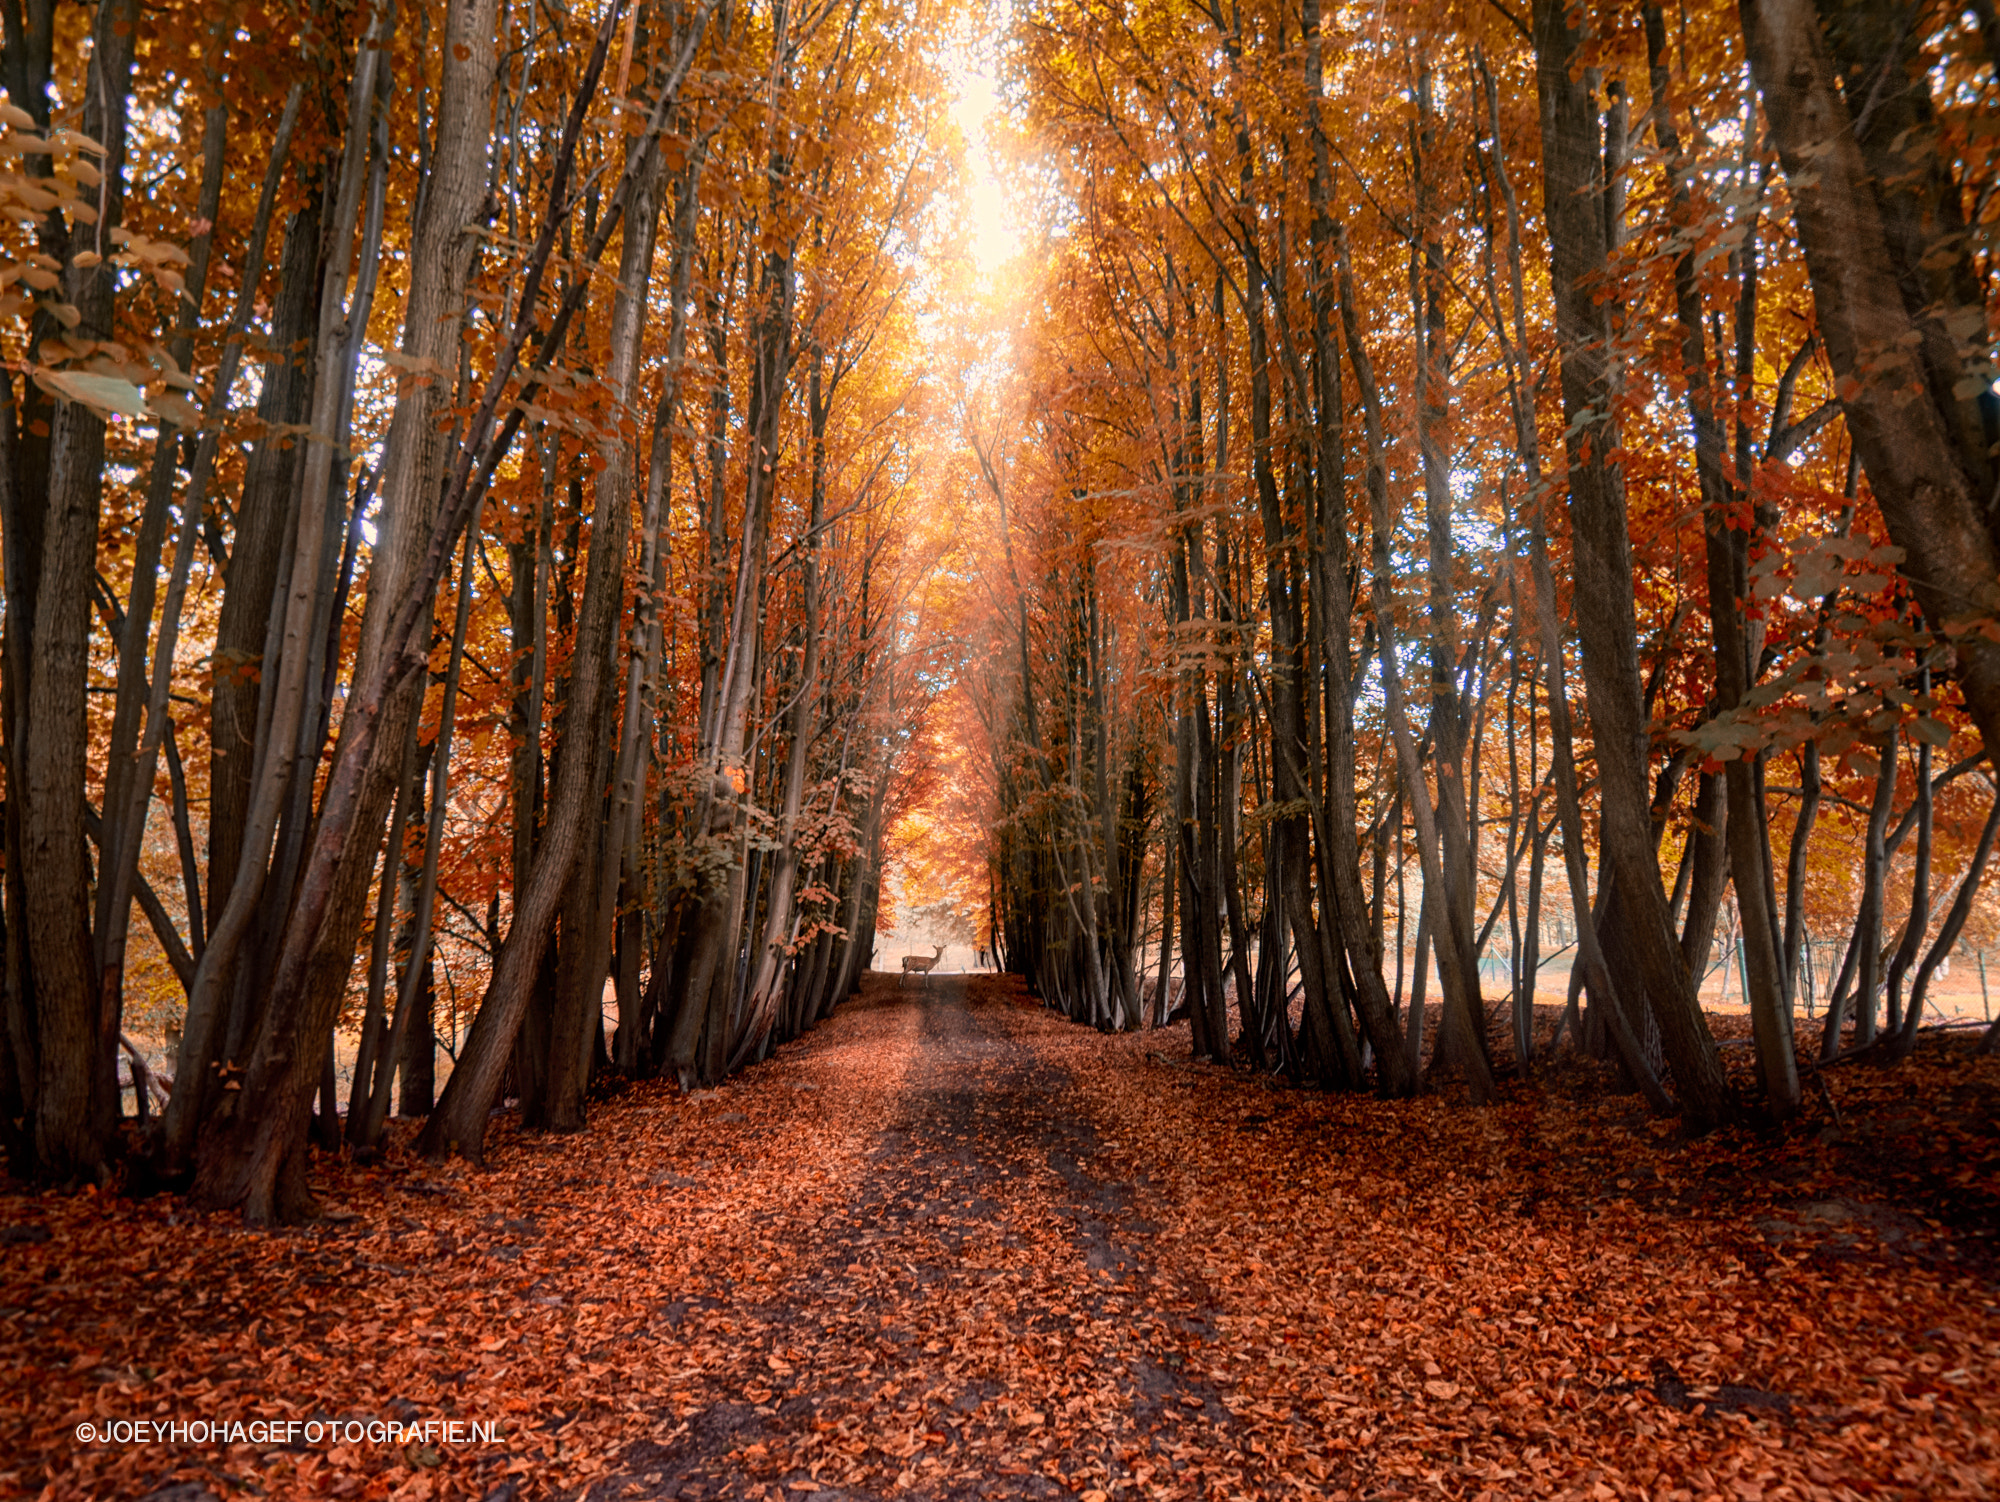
[0,0,1999,1490]
[941,0,2000,1126]
[0,0,979,1211]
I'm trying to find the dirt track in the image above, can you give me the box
[11,971,1996,1501]
[572,974,2000,1501]
[582,974,1243,1500]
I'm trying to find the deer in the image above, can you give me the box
[900,943,946,986]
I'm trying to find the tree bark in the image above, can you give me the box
[1740,0,2000,759]
[1340,235,1494,1106]
[22,0,136,1180]
[1532,0,1730,1125]
[189,0,498,1216]
[1647,4,1797,1116]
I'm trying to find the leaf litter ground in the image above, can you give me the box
[3,973,1997,1501]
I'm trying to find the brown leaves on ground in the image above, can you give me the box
[4,974,1997,1501]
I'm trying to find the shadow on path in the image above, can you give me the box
[580,975,1232,1501]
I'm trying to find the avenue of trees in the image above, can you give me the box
[3,0,1998,1225]
[0,0,965,1217]
[953,0,2000,1119]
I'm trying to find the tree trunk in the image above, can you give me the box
[22,0,136,1181]
[676,0,797,1081]
[1532,0,1729,1125]
[1340,236,1494,1105]
[418,33,679,1148]
[190,0,497,1216]
[1647,4,1797,1116]
[164,0,399,1183]
[1411,61,1487,1088]
[1740,0,2000,759]
[1896,791,2000,1059]
[734,333,828,1065]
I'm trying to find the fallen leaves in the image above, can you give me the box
[4,974,1999,1498]
[1043,1004,2000,1501]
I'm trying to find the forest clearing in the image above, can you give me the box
[4,0,2000,1492]
[7,974,1998,1500]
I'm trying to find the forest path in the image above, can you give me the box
[586,974,1235,1500]
[574,972,2000,1502]
[13,973,1997,1500]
